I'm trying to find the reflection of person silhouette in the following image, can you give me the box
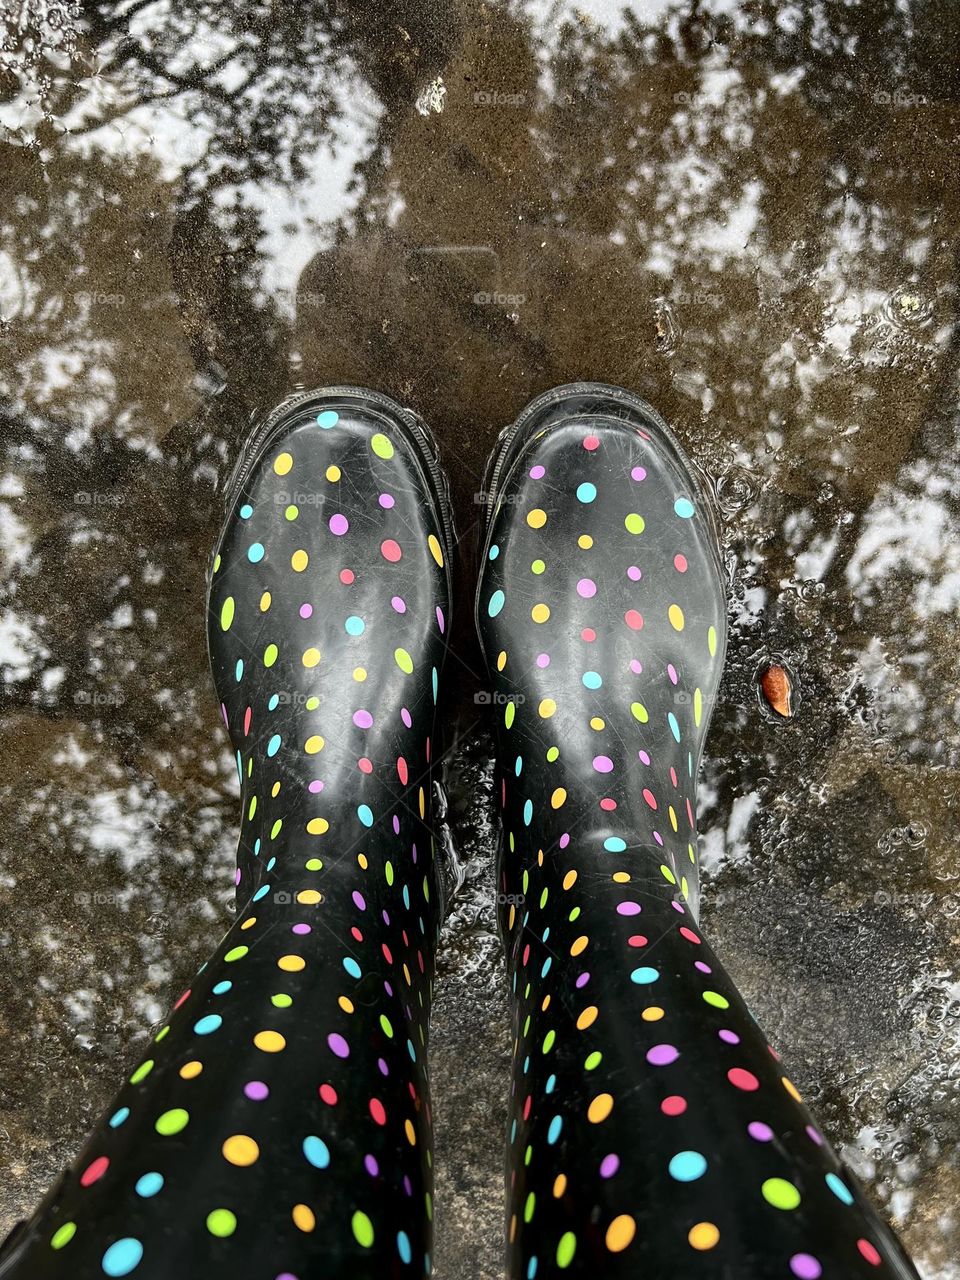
[0,385,921,1280]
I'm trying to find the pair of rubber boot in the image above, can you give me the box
[0,384,919,1280]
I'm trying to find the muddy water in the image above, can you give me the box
[1,1,959,1276]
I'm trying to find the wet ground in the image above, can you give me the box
[1,0,959,1275]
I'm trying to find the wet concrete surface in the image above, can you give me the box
[1,1,959,1275]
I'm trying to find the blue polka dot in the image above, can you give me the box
[631,966,659,985]
[358,804,374,828]
[345,615,365,636]
[582,671,602,689]
[303,1134,330,1168]
[527,1259,538,1279]
[316,410,339,429]
[343,958,362,979]
[247,542,265,563]
[604,836,627,852]
[523,798,533,826]
[109,1107,129,1128]
[135,1172,164,1198]
[669,1150,707,1181]
[267,733,281,757]
[488,589,505,618]
[826,1172,854,1205]
[668,712,681,742]
[235,659,244,681]
[547,1115,563,1144]
[239,503,253,519]
[576,482,597,503]
[268,693,279,711]
[674,497,695,518]
[194,1014,222,1035]
[102,1238,144,1276]
[397,1231,412,1264]
[212,980,232,995]
[253,883,271,901]
[488,544,500,560]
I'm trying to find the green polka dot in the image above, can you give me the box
[206,1208,237,1237]
[306,857,323,871]
[542,1029,556,1053]
[352,1210,375,1248]
[305,696,320,710]
[380,1014,394,1038]
[702,990,729,1009]
[220,597,235,631]
[129,1059,154,1085]
[585,1051,603,1070]
[263,643,278,667]
[271,819,283,839]
[505,702,516,729]
[557,1231,577,1268]
[224,946,248,962]
[394,648,414,674]
[630,701,648,723]
[154,1025,169,1042]
[50,1222,77,1250]
[155,1108,189,1136]
[625,513,645,534]
[762,1177,801,1210]
[532,559,546,575]
[546,746,560,762]
[370,433,394,459]
[660,864,677,885]
[284,504,299,520]
[271,993,293,1008]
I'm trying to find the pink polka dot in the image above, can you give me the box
[80,1156,109,1187]
[536,653,550,668]
[599,796,616,810]
[391,595,406,613]
[339,569,354,585]
[529,464,545,479]
[627,565,642,581]
[378,493,395,509]
[593,755,614,773]
[381,539,402,562]
[358,757,373,773]
[638,749,651,765]
[583,435,600,451]
[353,709,373,729]
[581,628,596,642]
[631,466,646,481]
[329,513,348,535]
[299,603,313,618]
[667,663,678,684]
[661,1095,687,1116]
[308,779,324,793]
[674,553,688,572]
[628,934,647,947]
[624,609,643,630]
[630,659,643,674]
[577,578,597,598]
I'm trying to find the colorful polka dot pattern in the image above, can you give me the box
[7,395,451,1278]
[476,391,920,1279]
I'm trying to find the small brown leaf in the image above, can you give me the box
[760,664,793,717]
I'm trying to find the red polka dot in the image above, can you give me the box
[728,1067,760,1092]
[642,788,658,810]
[370,1098,387,1125]
[661,1095,687,1116]
[339,568,355,584]
[174,988,191,1010]
[599,797,617,811]
[381,539,402,562]
[581,628,596,642]
[679,926,701,944]
[624,609,644,631]
[319,1083,338,1105]
[358,757,373,774]
[583,435,600,451]
[674,553,688,572]
[857,1240,882,1267]
[628,935,648,948]
[80,1156,109,1187]
[397,757,408,785]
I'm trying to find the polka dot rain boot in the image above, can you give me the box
[475,383,920,1280]
[0,387,454,1280]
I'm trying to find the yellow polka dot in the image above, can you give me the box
[404,1118,416,1146]
[497,650,507,671]
[590,716,605,730]
[293,1204,315,1233]
[326,465,341,482]
[708,624,718,656]
[553,1174,567,1198]
[302,647,321,668]
[306,817,329,835]
[278,955,306,972]
[669,603,685,631]
[274,452,293,475]
[578,534,593,549]
[428,534,444,567]
[241,917,256,930]
[254,1030,286,1052]
[222,1134,259,1166]
[576,1006,598,1030]
[642,1006,664,1022]
[606,1215,636,1253]
[563,870,577,890]
[689,1222,720,1251]
[291,549,308,572]
[338,996,354,1013]
[180,1060,202,1079]
[259,591,271,612]
[782,1076,802,1103]
[352,667,367,682]
[527,508,547,529]
[297,889,323,905]
[531,603,550,624]
[538,698,557,718]
[305,735,324,754]
[570,935,588,956]
[587,1093,614,1123]
[550,788,567,809]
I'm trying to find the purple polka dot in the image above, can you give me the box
[299,603,313,619]
[575,972,590,988]
[631,466,646,481]
[308,779,324,793]
[748,1121,774,1142]
[329,513,349,536]
[401,708,412,728]
[695,960,712,973]
[599,1154,620,1178]
[667,663,678,684]
[638,750,651,765]
[577,578,597,598]
[616,901,642,916]
[436,606,445,634]
[529,464,545,479]
[559,833,570,849]
[593,755,614,774]
[630,659,643,674]
[391,596,406,613]
[805,1125,824,1146]
[292,923,311,935]
[245,1081,269,1101]
[647,1043,679,1066]
[719,1028,740,1045]
[353,709,374,729]
[364,1154,379,1176]
[379,493,395,509]
[790,1255,822,1279]
[536,653,550,668]
[328,1033,350,1059]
